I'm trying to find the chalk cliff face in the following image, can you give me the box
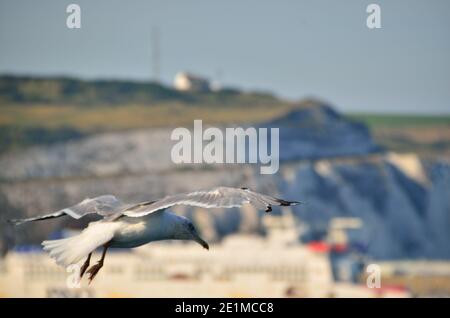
[1,104,449,260]
[0,103,380,181]
[261,103,381,161]
[281,156,450,259]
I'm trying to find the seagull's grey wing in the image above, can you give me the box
[9,195,124,225]
[123,187,300,218]
[61,195,125,218]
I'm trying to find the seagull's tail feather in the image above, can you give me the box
[42,221,119,267]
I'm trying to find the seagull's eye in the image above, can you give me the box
[188,223,195,231]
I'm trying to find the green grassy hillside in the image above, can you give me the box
[347,113,450,128]
[0,75,296,152]
[1,75,449,155]
[348,113,450,155]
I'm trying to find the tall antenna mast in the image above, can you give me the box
[151,26,160,83]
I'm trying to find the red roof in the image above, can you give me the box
[307,241,349,253]
[307,241,330,253]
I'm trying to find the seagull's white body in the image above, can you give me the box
[110,212,188,248]
[41,211,201,268]
[10,186,299,282]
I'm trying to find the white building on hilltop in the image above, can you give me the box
[174,72,211,92]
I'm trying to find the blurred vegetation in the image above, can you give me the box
[1,75,449,154]
[348,113,450,155]
[0,75,294,152]
[0,75,279,107]
[347,113,450,128]
[0,125,85,153]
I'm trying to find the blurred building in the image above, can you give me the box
[0,213,410,298]
[174,72,211,92]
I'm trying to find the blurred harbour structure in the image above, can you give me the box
[0,213,411,298]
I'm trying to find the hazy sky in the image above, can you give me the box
[1,0,449,114]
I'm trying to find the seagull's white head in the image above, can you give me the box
[173,215,209,250]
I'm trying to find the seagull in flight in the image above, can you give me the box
[10,187,299,283]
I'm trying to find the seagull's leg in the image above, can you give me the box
[87,243,110,284]
[79,253,92,278]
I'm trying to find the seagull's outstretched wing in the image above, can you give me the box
[9,188,300,225]
[9,195,125,225]
[123,187,300,218]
